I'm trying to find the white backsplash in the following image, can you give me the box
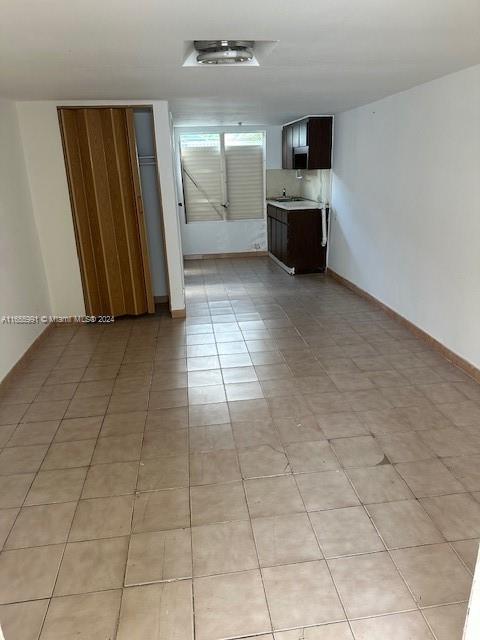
[266,169,303,198]
[300,169,331,204]
[266,169,331,204]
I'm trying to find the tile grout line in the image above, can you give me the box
[34,323,102,639]
[0,330,83,634]
[293,470,355,638]
[187,361,198,640]
[1,331,82,558]
[228,389,275,638]
[114,320,150,639]
[321,450,436,631]
[337,451,468,638]
[1,259,479,638]
[36,322,128,639]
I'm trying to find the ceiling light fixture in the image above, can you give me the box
[194,40,254,65]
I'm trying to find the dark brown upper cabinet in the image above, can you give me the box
[282,116,333,170]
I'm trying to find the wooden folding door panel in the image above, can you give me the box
[59,107,154,316]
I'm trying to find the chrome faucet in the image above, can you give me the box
[282,187,286,197]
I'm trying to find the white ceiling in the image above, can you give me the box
[1,0,479,125]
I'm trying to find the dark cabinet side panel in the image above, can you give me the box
[307,117,333,169]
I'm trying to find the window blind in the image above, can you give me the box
[180,132,264,223]
[180,137,225,221]
[224,141,264,220]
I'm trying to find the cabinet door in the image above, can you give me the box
[292,123,300,149]
[285,126,294,169]
[267,215,272,253]
[306,117,333,169]
[280,221,288,265]
[275,221,282,262]
[281,127,288,168]
[287,210,328,273]
[273,214,279,258]
[275,218,282,260]
[298,120,307,147]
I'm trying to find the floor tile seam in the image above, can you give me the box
[36,388,118,639]
[1,407,72,550]
[346,465,472,501]
[125,402,149,610]
[362,501,447,549]
[383,535,449,622]
[291,467,355,638]
[418,604,461,640]
[312,453,427,616]
[186,416,198,640]
[448,540,477,577]
[237,461,275,636]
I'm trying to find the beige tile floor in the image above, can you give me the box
[0,255,478,639]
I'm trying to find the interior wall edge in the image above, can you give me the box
[0,98,52,381]
[170,307,186,319]
[328,267,480,384]
[329,63,480,371]
[15,101,86,317]
[0,323,53,386]
[152,102,186,312]
[13,102,54,316]
[14,99,185,316]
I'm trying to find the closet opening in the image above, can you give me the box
[132,107,169,311]
[58,105,169,317]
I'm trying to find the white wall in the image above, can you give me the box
[17,102,85,316]
[175,125,282,256]
[266,169,304,199]
[266,169,332,203]
[154,103,185,310]
[16,100,185,314]
[330,63,480,369]
[300,169,331,204]
[0,99,51,380]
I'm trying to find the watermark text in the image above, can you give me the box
[1,315,115,324]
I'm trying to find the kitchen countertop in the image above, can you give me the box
[266,199,327,210]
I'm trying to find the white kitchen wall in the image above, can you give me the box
[266,169,331,203]
[175,125,282,256]
[16,100,185,314]
[300,169,331,204]
[0,99,51,380]
[330,63,480,369]
[266,170,303,198]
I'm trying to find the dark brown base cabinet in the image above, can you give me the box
[267,204,328,274]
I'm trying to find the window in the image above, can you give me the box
[179,131,265,222]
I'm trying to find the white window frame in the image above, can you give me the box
[177,129,266,224]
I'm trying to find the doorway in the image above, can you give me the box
[132,109,169,305]
[58,106,156,317]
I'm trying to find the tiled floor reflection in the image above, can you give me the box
[0,256,477,639]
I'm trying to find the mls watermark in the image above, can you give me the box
[1,315,115,324]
